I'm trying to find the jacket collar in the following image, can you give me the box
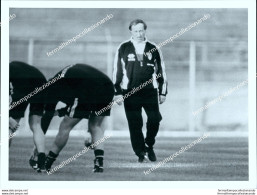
[130,37,148,44]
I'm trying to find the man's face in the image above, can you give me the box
[130,23,146,43]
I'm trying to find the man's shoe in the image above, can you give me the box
[146,147,157,162]
[45,155,56,172]
[37,163,46,173]
[37,153,46,173]
[29,155,38,170]
[138,153,149,163]
[93,158,103,173]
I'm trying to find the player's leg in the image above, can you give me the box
[88,115,107,172]
[29,98,48,172]
[89,82,114,172]
[28,114,46,172]
[123,92,147,162]
[45,116,81,172]
[142,89,162,161]
[29,115,45,153]
[52,116,81,154]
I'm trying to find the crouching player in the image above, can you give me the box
[41,64,114,173]
[9,61,47,172]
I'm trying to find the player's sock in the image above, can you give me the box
[45,151,58,172]
[93,150,104,173]
[48,151,58,158]
[94,149,104,156]
[94,149,104,161]
[37,153,46,172]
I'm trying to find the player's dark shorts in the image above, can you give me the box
[63,82,114,119]
[9,79,46,119]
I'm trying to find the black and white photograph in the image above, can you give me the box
[1,0,256,192]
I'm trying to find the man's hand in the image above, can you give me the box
[9,117,19,132]
[113,95,124,106]
[159,95,166,104]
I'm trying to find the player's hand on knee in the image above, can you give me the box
[9,117,20,132]
[159,95,166,104]
[113,95,123,106]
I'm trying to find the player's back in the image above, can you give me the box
[10,61,47,96]
[42,64,114,128]
[48,64,114,100]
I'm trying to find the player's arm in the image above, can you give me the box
[155,48,168,104]
[113,46,124,105]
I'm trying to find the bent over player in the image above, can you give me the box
[9,61,47,172]
[41,64,114,173]
[113,19,168,162]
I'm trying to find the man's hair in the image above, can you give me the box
[129,19,147,31]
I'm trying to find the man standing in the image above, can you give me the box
[41,64,114,172]
[113,19,168,162]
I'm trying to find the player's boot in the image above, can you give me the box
[29,147,39,170]
[37,153,46,173]
[45,155,56,172]
[93,158,103,173]
[138,152,149,163]
[146,146,157,162]
[29,155,38,170]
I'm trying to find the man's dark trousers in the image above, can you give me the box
[123,88,162,156]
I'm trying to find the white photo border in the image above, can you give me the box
[1,0,256,189]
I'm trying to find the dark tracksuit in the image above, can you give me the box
[113,39,168,156]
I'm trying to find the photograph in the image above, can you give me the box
[0,0,256,193]
[7,7,249,181]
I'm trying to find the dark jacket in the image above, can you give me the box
[113,39,168,96]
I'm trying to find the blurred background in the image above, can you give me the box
[9,8,248,134]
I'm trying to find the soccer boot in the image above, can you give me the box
[93,158,103,173]
[29,155,38,170]
[37,153,46,173]
[45,155,56,172]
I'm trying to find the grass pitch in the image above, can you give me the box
[9,136,248,181]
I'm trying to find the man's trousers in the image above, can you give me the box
[123,88,162,156]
